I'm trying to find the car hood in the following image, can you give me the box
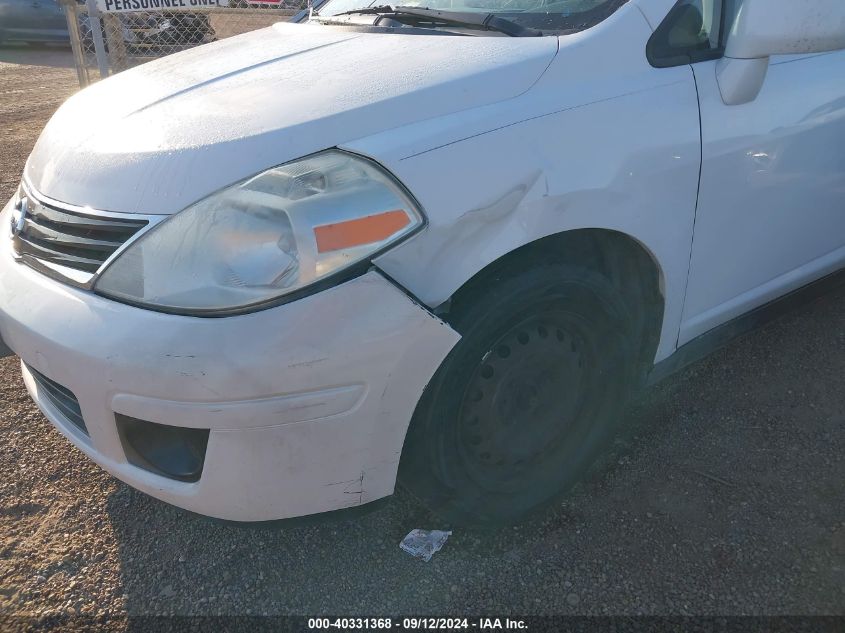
[25,23,558,215]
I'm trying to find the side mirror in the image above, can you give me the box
[717,0,845,106]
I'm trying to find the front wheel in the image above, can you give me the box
[399,264,639,526]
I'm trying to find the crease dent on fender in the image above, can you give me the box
[428,170,545,257]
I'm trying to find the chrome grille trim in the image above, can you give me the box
[10,183,167,288]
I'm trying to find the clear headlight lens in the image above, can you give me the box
[94,151,423,314]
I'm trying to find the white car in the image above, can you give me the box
[1,0,843,526]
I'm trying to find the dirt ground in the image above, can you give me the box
[0,46,843,625]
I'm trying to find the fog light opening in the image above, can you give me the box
[116,414,210,483]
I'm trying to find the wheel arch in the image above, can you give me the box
[433,228,666,373]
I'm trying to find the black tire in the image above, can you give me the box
[399,263,640,527]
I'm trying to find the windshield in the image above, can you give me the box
[315,0,628,33]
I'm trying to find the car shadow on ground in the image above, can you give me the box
[0,45,75,70]
[101,285,845,616]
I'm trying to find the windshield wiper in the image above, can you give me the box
[326,5,543,37]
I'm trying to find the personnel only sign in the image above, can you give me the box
[97,0,227,12]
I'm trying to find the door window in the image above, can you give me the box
[647,0,730,68]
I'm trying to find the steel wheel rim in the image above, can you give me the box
[453,309,598,492]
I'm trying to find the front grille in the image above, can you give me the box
[27,366,88,435]
[12,193,148,276]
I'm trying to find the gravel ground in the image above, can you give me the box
[0,47,843,624]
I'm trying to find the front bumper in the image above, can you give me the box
[0,231,459,521]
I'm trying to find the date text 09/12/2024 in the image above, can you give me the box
[307,618,528,630]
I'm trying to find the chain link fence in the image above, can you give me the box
[60,0,303,87]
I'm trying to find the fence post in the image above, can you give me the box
[61,0,90,88]
[85,0,111,79]
[103,15,129,73]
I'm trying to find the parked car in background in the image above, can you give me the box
[80,12,215,55]
[0,0,68,45]
[123,12,215,51]
[1,0,844,527]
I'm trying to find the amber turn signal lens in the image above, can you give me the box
[314,209,411,253]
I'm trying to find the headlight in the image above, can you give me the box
[94,151,424,315]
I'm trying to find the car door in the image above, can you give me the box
[669,0,845,344]
[34,0,69,31]
[5,0,67,42]
[27,0,69,41]
[0,0,30,37]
